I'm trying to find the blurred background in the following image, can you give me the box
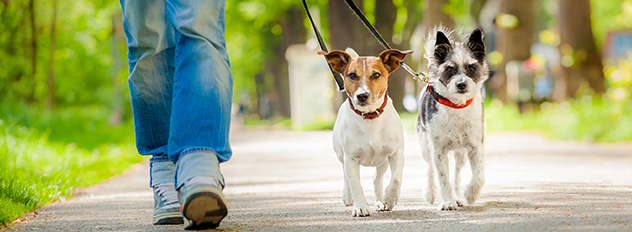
[1,0,632,225]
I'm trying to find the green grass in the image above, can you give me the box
[0,103,143,225]
[484,96,632,142]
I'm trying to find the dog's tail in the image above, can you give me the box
[345,47,359,59]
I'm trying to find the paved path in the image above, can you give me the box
[5,130,632,231]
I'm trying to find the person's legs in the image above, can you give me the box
[165,0,232,229]
[120,0,182,225]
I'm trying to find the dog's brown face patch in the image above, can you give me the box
[319,49,412,107]
[343,57,390,102]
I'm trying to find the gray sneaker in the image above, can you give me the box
[178,176,228,230]
[153,183,184,225]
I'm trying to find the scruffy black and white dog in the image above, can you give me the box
[416,27,488,211]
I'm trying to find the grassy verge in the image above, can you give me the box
[0,103,143,225]
[484,96,632,142]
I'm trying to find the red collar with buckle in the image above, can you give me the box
[427,85,474,109]
[349,92,388,120]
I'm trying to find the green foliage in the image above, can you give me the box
[0,102,143,225]
[225,0,303,103]
[591,0,629,49]
[485,96,632,143]
[0,0,128,109]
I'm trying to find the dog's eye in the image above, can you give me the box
[348,73,357,80]
[371,73,381,79]
[446,66,457,76]
[466,64,477,76]
[467,64,477,72]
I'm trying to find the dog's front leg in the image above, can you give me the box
[374,162,388,211]
[465,145,485,204]
[342,168,353,206]
[383,151,404,211]
[434,147,458,210]
[344,157,371,217]
[453,149,467,207]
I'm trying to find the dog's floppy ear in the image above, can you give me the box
[318,50,351,74]
[467,28,486,63]
[379,49,413,73]
[434,31,452,64]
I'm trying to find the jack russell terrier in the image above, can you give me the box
[318,48,412,217]
[417,27,488,211]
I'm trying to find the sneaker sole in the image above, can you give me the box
[182,188,228,230]
[153,212,184,225]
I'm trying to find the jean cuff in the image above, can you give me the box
[149,158,176,187]
[175,148,224,190]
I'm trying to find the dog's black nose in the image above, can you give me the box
[457,82,467,90]
[357,93,369,102]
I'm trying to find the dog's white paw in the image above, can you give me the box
[425,190,435,204]
[438,201,458,211]
[456,199,464,207]
[465,185,480,204]
[375,201,391,211]
[342,195,353,206]
[351,206,371,217]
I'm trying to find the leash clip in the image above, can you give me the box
[400,61,429,84]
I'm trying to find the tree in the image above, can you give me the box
[422,0,455,31]
[28,0,36,102]
[327,0,374,55]
[557,0,606,98]
[492,0,534,103]
[373,0,406,112]
[46,0,57,110]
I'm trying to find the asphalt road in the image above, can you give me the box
[5,129,632,231]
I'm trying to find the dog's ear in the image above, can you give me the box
[434,31,452,64]
[318,50,351,74]
[467,28,486,63]
[379,49,413,73]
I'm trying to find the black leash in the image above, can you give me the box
[302,0,346,92]
[343,0,428,84]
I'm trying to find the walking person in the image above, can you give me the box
[119,0,232,229]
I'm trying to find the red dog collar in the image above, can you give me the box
[427,85,474,109]
[349,92,388,120]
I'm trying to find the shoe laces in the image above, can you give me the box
[154,183,179,205]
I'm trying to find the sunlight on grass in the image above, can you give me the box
[484,96,632,142]
[0,103,143,225]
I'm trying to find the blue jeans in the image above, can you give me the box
[120,0,232,189]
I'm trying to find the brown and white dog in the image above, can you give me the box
[318,48,412,217]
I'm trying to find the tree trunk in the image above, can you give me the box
[110,13,124,125]
[557,0,605,98]
[46,0,56,110]
[404,0,423,95]
[492,0,534,103]
[327,0,374,54]
[28,0,37,102]
[273,5,306,118]
[372,0,405,112]
[422,0,455,32]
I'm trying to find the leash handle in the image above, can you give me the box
[343,0,429,84]
[302,0,346,92]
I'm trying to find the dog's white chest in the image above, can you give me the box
[333,101,404,167]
